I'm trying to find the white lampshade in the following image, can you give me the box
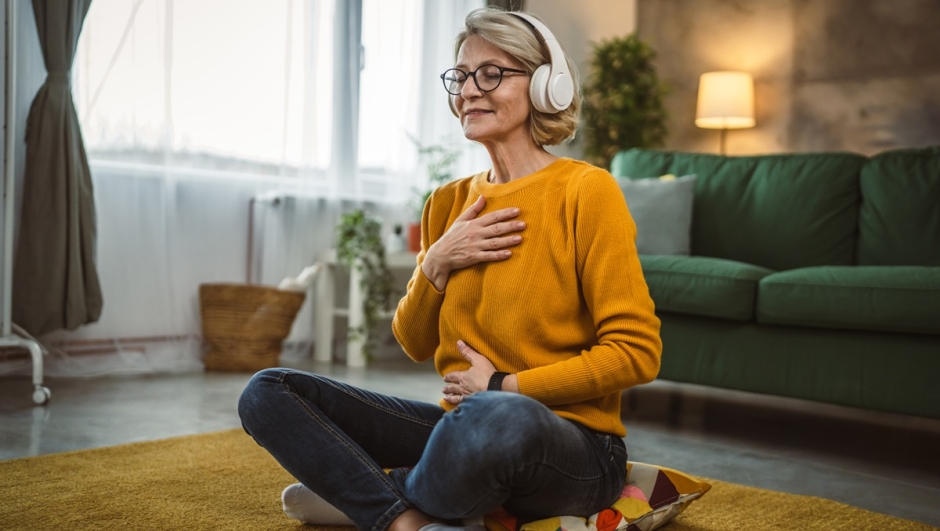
[695,71,755,130]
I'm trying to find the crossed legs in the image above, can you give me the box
[238,369,625,531]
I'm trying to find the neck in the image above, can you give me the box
[482,131,558,184]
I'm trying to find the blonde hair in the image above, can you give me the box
[454,8,581,146]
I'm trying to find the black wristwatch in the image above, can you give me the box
[488,372,509,391]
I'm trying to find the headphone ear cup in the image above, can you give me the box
[448,94,459,118]
[529,64,553,114]
[550,72,574,111]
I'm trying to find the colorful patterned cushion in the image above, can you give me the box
[483,462,711,531]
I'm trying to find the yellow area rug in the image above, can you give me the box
[0,429,932,531]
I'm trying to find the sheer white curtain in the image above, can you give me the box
[0,0,486,377]
[355,0,490,199]
[75,0,335,182]
[416,0,491,181]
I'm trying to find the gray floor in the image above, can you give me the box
[2,358,939,528]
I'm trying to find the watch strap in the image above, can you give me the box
[488,372,509,391]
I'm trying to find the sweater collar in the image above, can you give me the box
[470,158,572,198]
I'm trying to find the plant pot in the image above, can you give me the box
[408,222,422,253]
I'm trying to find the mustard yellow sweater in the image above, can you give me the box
[392,158,662,436]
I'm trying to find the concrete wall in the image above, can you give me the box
[638,0,940,155]
[526,0,637,159]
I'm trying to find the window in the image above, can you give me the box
[73,0,437,200]
[358,0,421,174]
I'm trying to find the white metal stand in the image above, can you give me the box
[313,248,416,367]
[0,335,49,404]
[3,0,49,405]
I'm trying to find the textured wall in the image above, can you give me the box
[638,0,940,155]
[527,0,637,159]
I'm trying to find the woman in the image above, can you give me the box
[238,9,661,531]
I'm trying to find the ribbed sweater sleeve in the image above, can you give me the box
[391,191,445,363]
[515,172,662,404]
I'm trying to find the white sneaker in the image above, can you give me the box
[281,483,355,525]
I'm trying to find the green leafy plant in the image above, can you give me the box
[412,139,461,219]
[582,34,668,169]
[336,210,398,361]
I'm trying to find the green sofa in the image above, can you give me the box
[611,147,940,419]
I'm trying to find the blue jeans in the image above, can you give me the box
[238,369,627,531]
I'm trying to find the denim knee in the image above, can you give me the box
[402,392,571,519]
[441,392,558,461]
[237,368,289,435]
[463,392,558,428]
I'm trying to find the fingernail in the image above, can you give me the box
[457,340,465,348]
[513,236,522,242]
[512,208,520,214]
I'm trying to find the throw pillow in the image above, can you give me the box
[616,174,697,256]
[483,461,711,531]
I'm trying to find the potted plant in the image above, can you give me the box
[408,140,462,252]
[582,34,669,169]
[335,210,398,362]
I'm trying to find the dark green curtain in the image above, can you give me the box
[13,0,102,335]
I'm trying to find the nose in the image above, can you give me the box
[459,74,484,101]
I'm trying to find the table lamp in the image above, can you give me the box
[695,71,755,154]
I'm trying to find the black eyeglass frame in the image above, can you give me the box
[440,64,529,96]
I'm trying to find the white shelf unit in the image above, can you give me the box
[314,249,417,367]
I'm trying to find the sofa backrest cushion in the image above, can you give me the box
[611,149,865,271]
[857,147,940,266]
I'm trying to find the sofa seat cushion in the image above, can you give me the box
[639,255,775,322]
[757,266,940,335]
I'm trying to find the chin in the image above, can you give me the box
[461,128,483,142]
[462,126,497,144]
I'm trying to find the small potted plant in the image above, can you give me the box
[335,210,398,362]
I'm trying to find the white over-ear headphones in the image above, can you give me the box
[511,12,574,114]
[449,11,574,117]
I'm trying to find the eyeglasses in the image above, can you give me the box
[440,64,528,96]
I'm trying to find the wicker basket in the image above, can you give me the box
[199,283,306,371]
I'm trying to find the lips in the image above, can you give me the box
[463,108,493,118]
